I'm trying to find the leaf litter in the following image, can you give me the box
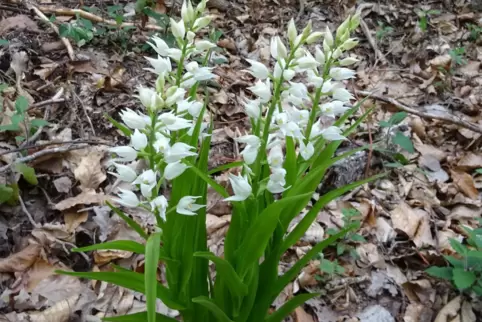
[1,0,482,321]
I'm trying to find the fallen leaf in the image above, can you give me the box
[53,176,72,193]
[390,202,424,239]
[0,15,41,35]
[55,190,110,211]
[434,296,461,322]
[66,147,107,191]
[457,153,482,171]
[294,307,315,322]
[64,211,89,232]
[0,244,41,273]
[450,170,479,199]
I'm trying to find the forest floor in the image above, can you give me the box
[1,0,482,321]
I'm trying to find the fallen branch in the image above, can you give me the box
[0,139,113,157]
[356,90,482,134]
[0,143,103,172]
[38,7,164,32]
[29,98,66,110]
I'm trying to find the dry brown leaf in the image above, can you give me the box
[55,190,109,211]
[0,244,41,273]
[64,211,89,232]
[294,307,315,322]
[72,149,106,191]
[450,170,479,200]
[53,176,72,193]
[434,296,461,322]
[206,214,230,235]
[391,202,424,239]
[34,62,60,80]
[0,15,41,35]
[413,209,436,248]
[457,153,482,171]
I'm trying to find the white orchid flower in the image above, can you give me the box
[268,143,284,168]
[329,67,356,81]
[165,161,190,180]
[158,112,192,131]
[109,146,138,162]
[299,141,314,160]
[224,173,252,202]
[177,196,205,215]
[109,163,137,182]
[320,100,350,118]
[321,126,346,141]
[119,108,149,130]
[244,98,261,120]
[134,169,157,198]
[170,18,186,39]
[332,87,354,102]
[150,195,168,220]
[130,129,148,150]
[145,56,172,75]
[115,188,140,208]
[245,59,269,80]
[164,142,197,163]
[147,36,170,56]
[248,79,272,103]
[153,133,170,154]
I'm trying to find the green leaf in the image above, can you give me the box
[57,270,184,310]
[15,96,28,113]
[207,161,244,175]
[392,131,414,153]
[11,113,24,127]
[146,232,162,322]
[0,39,8,46]
[425,266,453,280]
[265,293,319,322]
[388,112,408,125]
[452,268,476,290]
[320,259,336,274]
[105,113,133,137]
[194,251,248,297]
[15,163,38,185]
[30,119,50,128]
[59,24,71,37]
[0,185,14,204]
[235,192,312,276]
[350,233,366,242]
[449,238,467,255]
[103,311,178,322]
[475,169,482,175]
[107,201,148,239]
[73,240,145,254]
[379,120,391,128]
[0,123,20,132]
[284,136,297,188]
[184,161,228,198]
[192,296,234,322]
[444,255,464,269]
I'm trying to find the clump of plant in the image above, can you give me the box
[57,2,384,321]
[415,8,440,32]
[326,208,366,259]
[426,222,482,295]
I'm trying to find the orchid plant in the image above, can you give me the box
[59,2,383,321]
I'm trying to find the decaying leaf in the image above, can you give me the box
[55,190,110,211]
[450,170,479,200]
[0,244,41,273]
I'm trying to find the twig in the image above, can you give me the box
[356,90,482,134]
[18,195,41,228]
[0,143,93,172]
[26,3,76,61]
[28,98,65,110]
[38,7,164,32]
[359,18,388,66]
[69,84,96,135]
[0,140,113,157]
[0,4,29,13]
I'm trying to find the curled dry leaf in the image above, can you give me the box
[457,153,482,171]
[69,147,107,191]
[390,202,425,240]
[434,296,461,322]
[0,244,41,273]
[55,190,110,211]
[450,170,479,200]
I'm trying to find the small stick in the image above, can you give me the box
[26,3,76,60]
[359,18,388,66]
[28,98,65,110]
[0,140,113,157]
[18,195,40,228]
[0,143,92,172]
[356,90,482,134]
[39,7,164,32]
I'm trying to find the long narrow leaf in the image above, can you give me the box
[56,270,184,310]
[184,161,229,198]
[192,296,234,322]
[102,311,178,322]
[265,293,319,322]
[146,232,162,322]
[235,193,312,276]
[208,161,244,175]
[105,113,132,137]
[282,173,386,252]
[73,240,145,254]
[107,201,148,239]
[194,251,248,297]
[284,136,297,188]
[274,228,352,296]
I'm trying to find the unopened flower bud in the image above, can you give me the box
[181,0,195,23]
[350,13,361,31]
[287,18,297,44]
[332,48,342,59]
[305,31,323,44]
[323,26,334,48]
[341,38,358,50]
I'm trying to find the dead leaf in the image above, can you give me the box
[0,244,41,273]
[457,153,482,171]
[294,307,315,322]
[55,190,109,211]
[390,202,424,239]
[66,147,107,191]
[434,296,461,322]
[64,211,89,232]
[53,177,72,193]
[450,170,479,199]
[0,15,41,35]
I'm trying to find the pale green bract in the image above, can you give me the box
[57,3,383,322]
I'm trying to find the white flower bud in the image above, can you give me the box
[287,18,297,44]
[246,59,270,80]
[323,26,334,48]
[181,0,195,23]
[196,0,208,13]
[332,48,343,59]
[193,16,211,31]
[170,18,186,39]
[195,40,216,51]
[315,46,325,65]
[336,17,350,41]
[341,38,358,51]
[186,31,195,42]
[131,129,148,150]
[339,56,359,66]
[305,31,323,44]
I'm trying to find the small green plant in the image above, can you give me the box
[326,208,366,259]
[449,47,467,67]
[426,223,482,295]
[0,96,49,144]
[415,8,440,32]
[316,256,345,283]
[375,22,393,42]
[467,23,482,42]
[0,39,8,46]
[379,111,414,154]
[475,169,482,175]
